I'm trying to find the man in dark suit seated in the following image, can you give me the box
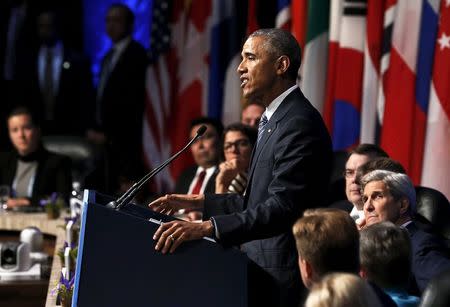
[0,106,72,208]
[173,117,223,221]
[174,117,223,195]
[149,29,332,307]
[360,170,450,294]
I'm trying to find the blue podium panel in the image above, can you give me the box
[73,191,248,307]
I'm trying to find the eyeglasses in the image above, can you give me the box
[343,169,357,178]
[224,139,251,152]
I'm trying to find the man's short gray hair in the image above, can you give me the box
[361,170,416,214]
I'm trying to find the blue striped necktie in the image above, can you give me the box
[257,114,268,145]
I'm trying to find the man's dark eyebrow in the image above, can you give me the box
[242,51,255,58]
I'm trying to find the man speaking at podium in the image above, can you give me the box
[150,28,332,307]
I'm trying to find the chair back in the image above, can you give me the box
[42,135,97,185]
[415,186,450,241]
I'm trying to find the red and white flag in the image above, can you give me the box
[360,0,384,144]
[380,0,423,183]
[143,0,213,192]
[421,0,450,199]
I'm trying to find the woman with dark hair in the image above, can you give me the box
[215,123,256,195]
[0,106,72,209]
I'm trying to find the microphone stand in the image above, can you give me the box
[106,125,207,210]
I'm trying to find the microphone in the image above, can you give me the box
[106,125,207,210]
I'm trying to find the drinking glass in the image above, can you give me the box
[0,185,11,211]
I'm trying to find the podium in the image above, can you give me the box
[72,190,251,307]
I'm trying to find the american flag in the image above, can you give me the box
[143,0,212,193]
[143,0,174,193]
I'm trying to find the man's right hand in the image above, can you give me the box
[148,194,205,215]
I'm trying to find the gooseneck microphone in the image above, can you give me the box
[106,125,207,210]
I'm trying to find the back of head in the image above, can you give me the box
[350,144,389,160]
[361,170,416,215]
[305,273,382,307]
[249,28,301,80]
[356,158,406,185]
[293,208,360,277]
[360,221,412,289]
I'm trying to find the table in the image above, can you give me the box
[0,212,66,307]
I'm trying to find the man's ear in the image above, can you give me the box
[359,268,368,279]
[399,198,409,215]
[276,55,290,75]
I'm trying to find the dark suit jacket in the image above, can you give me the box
[31,45,95,135]
[203,88,332,307]
[174,165,218,194]
[405,222,450,294]
[95,39,148,162]
[0,147,72,206]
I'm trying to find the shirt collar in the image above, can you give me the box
[264,84,298,121]
[113,36,131,55]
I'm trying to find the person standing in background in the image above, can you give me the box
[87,3,148,193]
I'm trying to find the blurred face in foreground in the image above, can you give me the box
[241,104,264,128]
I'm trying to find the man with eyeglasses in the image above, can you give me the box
[215,123,256,195]
[342,144,388,225]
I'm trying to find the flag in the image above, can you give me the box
[360,0,384,144]
[247,0,260,34]
[143,0,213,192]
[421,0,450,199]
[208,0,243,126]
[290,0,308,54]
[374,0,397,144]
[323,0,344,132]
[410,0,441,182]
[276,0,291,30]
[331,0,367,150]
[299,0,330,113]
[380,0,423,183]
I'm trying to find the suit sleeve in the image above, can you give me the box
[212,116,330,246]
[203,193,244,219]
[412,232,450,292]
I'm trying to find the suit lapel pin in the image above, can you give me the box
[63,61,71,69]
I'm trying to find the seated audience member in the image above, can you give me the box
[0,107,72,208]
[293,208,397,306]
[360,222,420,306]
[420,269,450,307]
[241,101,264,129]
[174,117,223,195]
[361,170,450,293]
[305,273,382,307]
[215,123,256,194]
[292,208,360,289]
[331,144,388,225]
[173,117,223,220]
